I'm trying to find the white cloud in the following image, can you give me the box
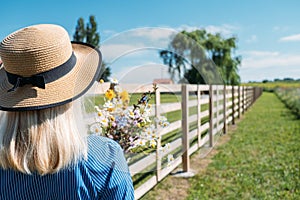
[130,27,175,41]
[241,50,279,57]
[100,43,147,61]
[241,50,300,69]
[113,63,170,84]
[102,25,241,63]
[240,50,300,82]
[102,29,117,37]
[177,24,238,37]
[279,34,300,42]
[100,24,239,61]
[205,24,238,36]
[100,27,178,61]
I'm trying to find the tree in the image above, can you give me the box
[160,30,241,85]
[99,62,111,82]
[86,16,100,48]
[73,15,100,48]
[73,15,110,81]
[73,18,85,42]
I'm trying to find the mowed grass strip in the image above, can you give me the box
[188,92,300,200]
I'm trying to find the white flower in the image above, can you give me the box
[103,101,114,109]
[167,154,174,167]
[158,116,167,122]
[143,116,151,123]
[159,146,165,153]
[100,118,109,127]
[159,143,171,153]
[134,109,141,117]
[164,143,171,150]
[94,105,101,112]
[96,110,104,117]
[114,85,121,93]
[149,139,157,148]
[168,154,174,162]
[128,111,135,118]
[143,128,152,137]
[110,78,119,84]
[135,138,146,146]
[90,123,102,134]
[162,121,170,128]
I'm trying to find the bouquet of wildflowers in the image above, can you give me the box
[90,78,169,153]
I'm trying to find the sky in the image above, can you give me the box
[1,0,300,83]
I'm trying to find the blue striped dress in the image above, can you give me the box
[0,135,135,200]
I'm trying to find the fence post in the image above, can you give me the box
[231,86,235,125]
[252,87,256,104]
[238,86,241,119]
[245,87,249,111]
[246,86,251,110]
[155,87,162,182]
[209,85,214,147]
[242,86,245,114]
[181,84,190,172]
[223,85,227,134]
[216,86,219,133]
[197,85,202,147]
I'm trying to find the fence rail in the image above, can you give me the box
[89,83,262,199]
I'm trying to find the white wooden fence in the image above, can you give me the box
[90,83,262,199]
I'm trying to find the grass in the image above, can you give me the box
[275,88,300,118]
[84,91,201,114]
[187,92,300,200]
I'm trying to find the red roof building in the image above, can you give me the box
[153,78,173,84]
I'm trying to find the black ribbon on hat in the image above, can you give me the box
[7,75,45,92]
[6,52,77,92]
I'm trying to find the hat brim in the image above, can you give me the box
[0,42,102,111]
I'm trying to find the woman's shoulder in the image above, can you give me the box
[84,135,134,199]
[86,135,125,168]
[87,134,121,149]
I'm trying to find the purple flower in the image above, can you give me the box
[116,116,128,128]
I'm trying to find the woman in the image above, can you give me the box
[0,24,134,199]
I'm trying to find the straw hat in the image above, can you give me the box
[0,24,102,111]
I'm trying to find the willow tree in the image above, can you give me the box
[160,29,241,85]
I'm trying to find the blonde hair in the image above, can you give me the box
[0,103,87,175]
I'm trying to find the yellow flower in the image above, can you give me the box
[105,89,116,100]
[120,90,129,102]
[150,139,157,148]
[107,107,115,112]
[110,116,115,121]
[99,79,104,83]
[129,111,134,118]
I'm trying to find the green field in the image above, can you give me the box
[187,92,300,199]
[243,81,300,92]
[84,93,181,113]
